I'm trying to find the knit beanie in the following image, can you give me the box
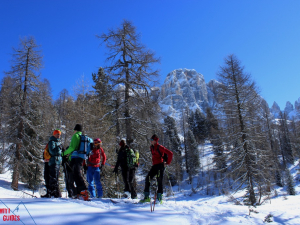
[151,134,159,142]
[53,130,61,136]
[74,124,82,131]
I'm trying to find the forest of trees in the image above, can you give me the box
[0,21,299,206]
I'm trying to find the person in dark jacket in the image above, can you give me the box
[113,139,137,199]
[48,129,63,198]
[140,134,173,204]
[87,138,106,198]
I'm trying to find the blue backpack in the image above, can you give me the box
[76,135,93,158]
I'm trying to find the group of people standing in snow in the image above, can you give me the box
[42,124,173,203]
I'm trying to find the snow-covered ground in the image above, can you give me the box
[1,144,300,225]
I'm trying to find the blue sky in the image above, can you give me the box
[1,0,300,110]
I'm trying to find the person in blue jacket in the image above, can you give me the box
[48,129,63,198]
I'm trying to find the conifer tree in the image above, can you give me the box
[164,116,183,182]
[186,130,200,184]
[92,67,113,107]
[98,20,160,145]
[279,112,294,166]
[285,168,296,195]
[188,109,207,143]
[205,107,219,139]
[4,36,45,190]
[216,54,269,205]
[212,135,227,172]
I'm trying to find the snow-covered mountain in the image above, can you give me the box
[157,68,300,121]
[158,68,215,118]
[270,99,300,120]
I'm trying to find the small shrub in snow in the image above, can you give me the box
[263,213,273,223]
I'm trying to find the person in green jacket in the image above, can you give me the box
[62,124,89,200]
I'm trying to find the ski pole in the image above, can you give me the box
[149,176,153,212]
[153,170,160,212]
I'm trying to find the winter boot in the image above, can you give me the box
[157,193,163,204]
[41,193,51,198]
[123,191,131,198]
[78,190,90,201]
[139,192,150,203]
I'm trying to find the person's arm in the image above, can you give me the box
[161,145,173,165]
[62,133,80,156]
[48,140,55,156]
[101,148,107,165]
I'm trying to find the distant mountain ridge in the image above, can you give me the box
[157,68,300,121]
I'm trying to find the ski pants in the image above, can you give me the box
[49,163,60,197]
[87,166,103,198]
[144,163,165,194]
[70,157,87,194]
[63,161,77,198]
[121,167,137,199]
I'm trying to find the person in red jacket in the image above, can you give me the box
[87,138,106,198]
[140,134,173,203]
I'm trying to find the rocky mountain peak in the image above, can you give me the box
[159,69,209,118]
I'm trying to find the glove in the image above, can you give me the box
[62,155,68,165]
[100,165,103,170]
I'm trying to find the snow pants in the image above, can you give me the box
[70,157,87,195]
[87,166,103,198]
[121,167,137,199]
[62,160,77,198]
[144,163,165,194]
[49,163,61,197]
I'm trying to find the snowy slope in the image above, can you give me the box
[0,144,300,225]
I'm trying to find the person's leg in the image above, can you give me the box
[93,167,103,198]
[72,158,87,193]
[87,167,96,198]
[156,164,165,202]
[66,161,76,198]
[49,164,60,197]
[128,168,137,199]
[121,167,130,192]
[144,166,157,193]
[54,164,61,198]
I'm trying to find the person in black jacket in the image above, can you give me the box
[113,139,137,199]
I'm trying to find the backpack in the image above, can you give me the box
[156,145,168,163]
[77,135,93,155]
[126,148,139,169]
[43,143,51,161]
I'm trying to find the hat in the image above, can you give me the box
[53,130,61,136]
[151,134,159,142]
[119,139,126,146]
[94,138,102,144]
[74,124,82,131]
